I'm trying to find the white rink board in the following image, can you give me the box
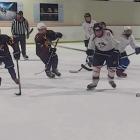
[1,25,140,43]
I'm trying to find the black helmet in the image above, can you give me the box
[93,23,103,31]
[17,10,23,15]
[84,13,91,18]
[100,22,106,27]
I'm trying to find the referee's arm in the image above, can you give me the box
[25,19,29,33]
[11,20,15,35]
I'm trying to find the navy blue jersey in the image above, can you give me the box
[0,34,14,56]
[35,33,50,58]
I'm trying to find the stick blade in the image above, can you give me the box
[69,70,79,73]
[81,64,92,71]
[15,92,21,96]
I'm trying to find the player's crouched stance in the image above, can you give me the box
[35,22,62,78]
[0,34,20,86]
[86,23,119,90]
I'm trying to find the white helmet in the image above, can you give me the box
[124,26,131,31]
[123,26,132,36]
[37,22,46,30]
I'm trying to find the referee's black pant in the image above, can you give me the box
[13,35,27,57]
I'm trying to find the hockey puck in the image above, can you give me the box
[136,93,140,97]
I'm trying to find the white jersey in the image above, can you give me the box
[82,19,97,40]
[118,34,138,53]
[88,30,119,51]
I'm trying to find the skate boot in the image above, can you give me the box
[87,77,99,90]
[116,69,127,78]
[121,72,127,77]
[109,81,116,88]
[45,71,55,78]
[87,83,97,90]
[23,55,29,60]
[52,69,61,77]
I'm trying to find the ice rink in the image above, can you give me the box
[1,42,140,140]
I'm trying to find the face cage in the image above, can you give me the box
[94,29,104,37]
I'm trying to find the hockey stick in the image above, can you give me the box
[69,66,83,73]
[29,28,34,35]
[69,63,92,73]
[34,38,59,75]
[26,28,34,39]
[0,77,1,86]
[121,52,135,59]
[81,64,92,71]
[15,60,21,96]
[59,45,136,58]
[81,52,136,72]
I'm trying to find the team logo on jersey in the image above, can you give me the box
[98,42,106,48]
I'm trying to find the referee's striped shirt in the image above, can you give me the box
[11,18,29,35]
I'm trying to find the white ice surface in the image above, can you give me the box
[1,43,140,140]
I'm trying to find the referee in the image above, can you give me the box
[11,11,29,59]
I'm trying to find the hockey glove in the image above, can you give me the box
[13,51,20,60]
[49,47,57,54]
[84,39,89,48]
[86,49,94,56]
[56,32,63,38]
[135,47,140,55]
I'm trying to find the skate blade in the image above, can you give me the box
[87,87,96,91]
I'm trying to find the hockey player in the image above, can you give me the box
[0,34,20,85]
[82,13,97,48]
[35,22,62,78]
[86,21,113,68]
[116,26,140,78]
[86,23,119,90]
[82,13,97,68]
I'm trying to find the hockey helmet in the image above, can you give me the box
[84,13,91,18]
[123,26,132,35]
[93,23,103,31]
[37,22,46,30]
[93,23,104,38]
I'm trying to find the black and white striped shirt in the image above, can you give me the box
[11,18,29,35]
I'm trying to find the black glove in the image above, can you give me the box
[135,47,140,55]
[86,49,94,56]
[84,40,89,48]
[49,47,57,53]
[56,32,63,38]
[13,51,20,60]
